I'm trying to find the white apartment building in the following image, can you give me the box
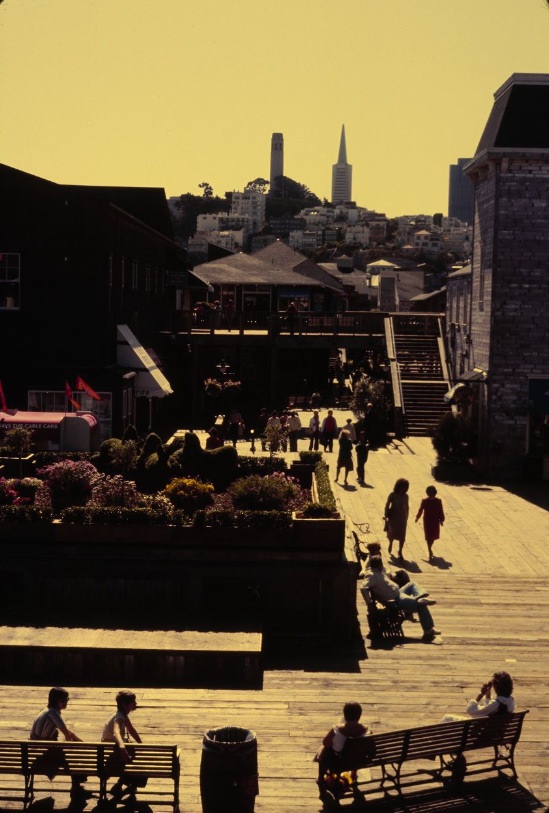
[231,190,266,232]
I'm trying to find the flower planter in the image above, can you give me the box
[291,514,345,550]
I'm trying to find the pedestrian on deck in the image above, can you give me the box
[287,410,302,452]
[285,300,298,335]
[308,410,321,451]
[344,418,357,443]
[256,407,269,451]
[415,485,445,560]
[355,431,370,485]
[321,410,338,452]
[227,408,244,447]
[383,477,410,559]
[223,298,235,331]
[335,429,354,485]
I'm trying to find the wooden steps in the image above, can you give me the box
[0,627,263,689]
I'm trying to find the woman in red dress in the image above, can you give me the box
[415,485,445,561]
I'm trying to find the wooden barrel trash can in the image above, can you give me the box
[200,726,258,813]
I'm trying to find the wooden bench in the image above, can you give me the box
[0,740,180,810]
[319,711,529,806]
[352,530,405,641]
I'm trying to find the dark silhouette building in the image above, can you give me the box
[0,164,184,437]
[448,158,474,224]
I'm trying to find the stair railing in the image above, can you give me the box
[385,316,407,438]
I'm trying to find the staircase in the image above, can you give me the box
[394,333,450,436]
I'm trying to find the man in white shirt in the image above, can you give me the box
[365,556,440,640]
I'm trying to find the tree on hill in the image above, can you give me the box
[271,175,321,204]
[170,188,231,242]
[245,178,270,194]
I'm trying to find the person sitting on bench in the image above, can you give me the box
[443,671,515,721]
[30,686,91,802]
[315,701,370,805]
[364,555,440,641]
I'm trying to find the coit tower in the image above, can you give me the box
[270,133,284,194]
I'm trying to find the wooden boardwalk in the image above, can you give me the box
[1,432,548,812]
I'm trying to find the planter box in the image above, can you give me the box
[292,514,345,550]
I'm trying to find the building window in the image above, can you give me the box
[0,253,20,309]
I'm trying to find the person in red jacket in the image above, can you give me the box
[415,484,445,561]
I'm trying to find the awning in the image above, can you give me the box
[459,368,487,382]
[117,324,173,398]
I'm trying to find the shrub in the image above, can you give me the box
[88,474,141,508]
[170,432,239,491]
[237,456,288,476]
[59,506,156,525]
[298,450,323,464]
[162,476,214,514]
[0,505,53,523]
[38,459,100,511]
[432,412,477,463]
[16,477,43,503]
[228,472,299,511]
[0,477,19,505]
[122,424,139,443]
[194,509,292,529]
[34,451,93,468]
[2,427,33,456]
[298,502,336,518]
[313,461,337,513]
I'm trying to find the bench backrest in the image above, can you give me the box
[0,740,180,779]
[339,711,528,770]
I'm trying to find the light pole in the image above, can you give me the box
[250,429,256,454]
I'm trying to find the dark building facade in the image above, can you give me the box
[463,74,549,479]
[448,158,474,224]
[0,164,184,437]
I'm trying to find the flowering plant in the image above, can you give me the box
[204,378,223,397]
[38,459,100,511]
[0,477,20,505]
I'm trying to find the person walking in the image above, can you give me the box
[355,431,370,485]
[321,410,338,452]
[335,429,354,485]
[415,485,445,560]
[308,410,321,451]
[383,478,410,559]
[287,410,302,452]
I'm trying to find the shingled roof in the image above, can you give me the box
[192,246,344,292]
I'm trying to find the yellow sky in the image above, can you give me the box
[1,0,548,217]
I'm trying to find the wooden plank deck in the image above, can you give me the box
[0,431,548,811]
